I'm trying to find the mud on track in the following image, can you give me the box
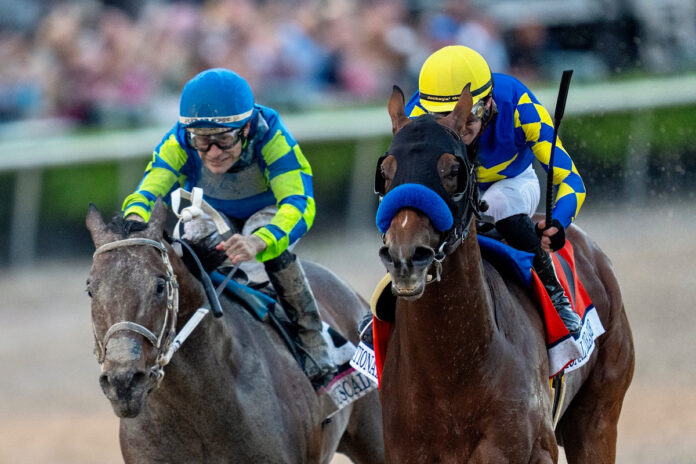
[1,202,695,463]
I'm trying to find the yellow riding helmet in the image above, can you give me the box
[419,45,493,113]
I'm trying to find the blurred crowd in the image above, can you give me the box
[0,0,520,127]
[1,0,694,128]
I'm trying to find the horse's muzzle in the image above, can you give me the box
[379,245,434,300]
[100,367,154,417]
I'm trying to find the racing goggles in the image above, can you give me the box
[187,128,243,152]
[469,98,487,121]
[428,97,487,121]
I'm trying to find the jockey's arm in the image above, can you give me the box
[517,99,586,229]
[248,126,316,262]
[122,128,189,221]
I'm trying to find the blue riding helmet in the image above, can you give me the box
[179,68,255,129]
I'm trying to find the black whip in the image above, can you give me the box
[545,70,573,226]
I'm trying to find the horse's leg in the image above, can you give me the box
[528,426,559,464]
[336,391,385,464]
[556,307,635,463]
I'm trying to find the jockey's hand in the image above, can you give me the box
[216,234,267,264]
[535,219,566,253]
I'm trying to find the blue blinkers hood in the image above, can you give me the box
[376,115,470,234]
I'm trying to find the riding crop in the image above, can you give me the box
[545,69,573,226]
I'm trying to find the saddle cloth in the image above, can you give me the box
[367,236,605,386]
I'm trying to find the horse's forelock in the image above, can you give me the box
[107,215,149,238]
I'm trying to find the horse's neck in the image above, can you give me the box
[397,231,494,361]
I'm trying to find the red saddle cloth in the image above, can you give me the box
[371,240,605,386]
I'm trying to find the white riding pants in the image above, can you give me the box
[481,164,540,223]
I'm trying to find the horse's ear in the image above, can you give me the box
[388,85,410,134]
[442,84,473,134]
[147,197,168,238]
[86,203,110,248]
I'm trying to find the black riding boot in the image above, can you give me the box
[264,251,337,385]
[532,248,582,336]
[495,214,581,336]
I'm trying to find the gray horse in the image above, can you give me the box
[86,199,384,464]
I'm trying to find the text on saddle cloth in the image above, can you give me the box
[320,321,378,418]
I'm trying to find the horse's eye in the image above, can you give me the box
[86,279,93,298]
[446,166,460,179]
[155,278,167,296]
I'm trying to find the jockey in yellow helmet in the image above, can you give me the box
[405,45,586,335]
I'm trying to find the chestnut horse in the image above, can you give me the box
[86,199,384,464]
[375,87,634,463]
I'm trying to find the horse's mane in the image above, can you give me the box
[107,215,149,238]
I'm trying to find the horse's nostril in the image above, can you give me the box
[99,373,110,392]
[132,371,148,389]
[412,247,435,267]
[379,246,394,266]
[100,369,150,398]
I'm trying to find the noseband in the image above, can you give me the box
[92,237,203,386]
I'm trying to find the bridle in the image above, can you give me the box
[91,237,210,387]
[376,118,483,284]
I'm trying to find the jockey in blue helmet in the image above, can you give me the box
[123,68,336,385]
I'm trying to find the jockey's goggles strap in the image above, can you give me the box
[187,128,242,152]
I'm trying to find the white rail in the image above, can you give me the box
[2,74,696,265]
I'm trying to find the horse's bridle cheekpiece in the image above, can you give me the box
[375,115,481,262]
[92,237,211,387]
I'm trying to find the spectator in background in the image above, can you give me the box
[425,0,509,73]
[90,7,155,126]
[1,0,515,127]
[257,2,331,107]
[33,2,100,123]
[0,32,43,121]
[506,20,549,83]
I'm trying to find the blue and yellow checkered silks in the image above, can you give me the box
[123,105,315,262]
[406,73,585,228]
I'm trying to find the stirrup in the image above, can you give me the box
[358,314,373,345]
[295,343,337,386]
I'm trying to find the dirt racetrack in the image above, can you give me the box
[1,201,695,463]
